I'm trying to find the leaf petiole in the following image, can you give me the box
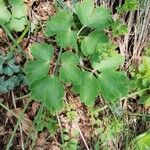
[77,26,86,36]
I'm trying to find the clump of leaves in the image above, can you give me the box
[25,0,130,112]
[34,107,58,134]
[131,56,150,107]
[0,52,27,93]
[130,130,150,150]
[117,0,138,12]
[111,20,128,37]
[0,0,27,32]
[96,117,123,149]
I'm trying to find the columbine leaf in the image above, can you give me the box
[98,71,129,102]
[31,76,65,111]
[56,30,77,49]
[87,6,112,29]
[75,0,94,26]
[81,31,108,56]
[0,0,11,22]
[75,0,111,30]
[25,61,50,84]
[45,10,77,49]
[59,52,81,84]
[30,43,54,61]
[92,55,125,72]
[76,72,99,106]
[9,0,27,19]
[25,43,54,83]
[45,10,72,36]
[7,17,27,32]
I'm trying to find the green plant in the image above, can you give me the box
[111,20,128,37]
[97,117,123,149]
[34,107,58,134]
[0,0,27,32]
[25,0,130,112]
[131,56,150,107]
[117,0,138,12]
[0,52,27,93]
[130,130,150,150]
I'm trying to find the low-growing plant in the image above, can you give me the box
[0,51,27,93]
[130,130,150,150]
[131,54,150,107]
[25,0,130,112]
[34,106,58,134]
[0,0,27,32]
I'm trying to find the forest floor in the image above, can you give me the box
[0,0,150,150]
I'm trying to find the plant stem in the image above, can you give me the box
[10,24,29,51]
[14,93,30,101]
[54,48,63,75]
[0,22,23,52]
[0,100,17,117]
[77,26,85,36]
[120,88,149,101]
[6,100,30,150]
[56,113,64,144]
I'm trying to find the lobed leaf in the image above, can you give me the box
[56,30,77,49]
[92,55,125,72]
[75,0,112,30]
[31,76,64,111]
[98,71,129,102]
[75,72,100,106]
[0,0,11,22]
[45,10,72,36]
[59,52,81,84]
[30,43,54,61]
[25,43,54,83]
[81,30,108,56]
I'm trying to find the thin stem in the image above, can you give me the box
[77,26,85,36]
[10,24,29,51]
[0,22,23,52]
[77,124,90,150]
[56,113,64,144]
[11,91,25,150]
[6,100,30,150]
[120,88,149,101]
[54,48,63,75]
[0,100,17,117]
[14,93,30,101]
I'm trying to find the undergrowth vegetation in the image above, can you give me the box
[0,0,150,149]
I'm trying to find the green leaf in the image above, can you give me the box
[75,0,111,29]
[25,60,50,84]
[59,52,81,84]
[0,0,11,22]
[111,20,128,37]
[132,131,150,150]
[76,72,99,106]
[81,31,108,56]
[25,43,54,83]
[98,71,129,102]
[92,55,125,72]
[56,30,77,49]
[7,17,27,32]
[87,6,112,29]
[5,76,20,91]
[31,76,65,111]
[45,10,77,49]
[9,0,27,19]
[30,43,54,61]
[118,0,138,12]
[75,0,94,26]
[45,10,72,36]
